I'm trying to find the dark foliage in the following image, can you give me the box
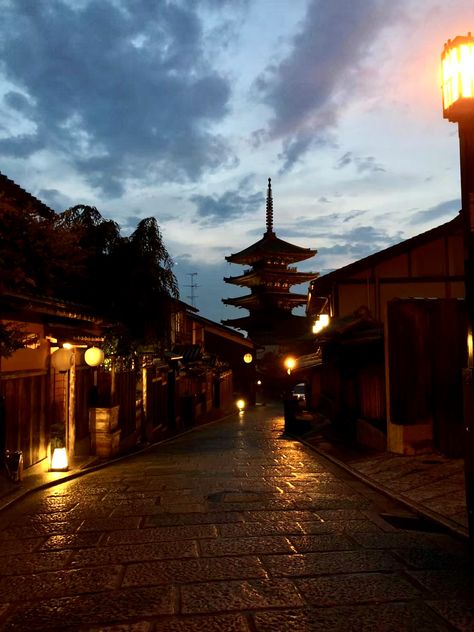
[0,199,179,356]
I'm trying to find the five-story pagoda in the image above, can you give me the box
[222,178,318,345]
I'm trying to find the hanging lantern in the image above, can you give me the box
[51,348,74,372]
[84,346,105,367]
[243,353,253,364]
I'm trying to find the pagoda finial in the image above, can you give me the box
[266,177,274,234]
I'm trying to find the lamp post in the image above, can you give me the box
[441,33,474,540]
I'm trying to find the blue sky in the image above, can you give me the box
[1,0,473,324]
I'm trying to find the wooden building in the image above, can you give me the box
[0,173,249,474]
[0,292,107,468]
[305,214,466,456]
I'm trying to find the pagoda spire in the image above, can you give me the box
[266,177,274,235]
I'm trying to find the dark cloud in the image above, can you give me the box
[343,210,366,222]
[275,209,369,238]
[191,188,264,223]
[0,0,236,196]
[335,151,385,173]
[336,152,353,169]
[409,199,460,224]
[37,188,74,212]
[316,225,404,260]
[256,0,400,169]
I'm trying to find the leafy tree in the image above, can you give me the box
[55,205,121,305]
[107,217,179,353]
[56,209,179,354]
[1,195,179,356]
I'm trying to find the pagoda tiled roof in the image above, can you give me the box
[225,230,316,265]
[222,313,309,343]
[224,267,318,287]
[223,291,308,309]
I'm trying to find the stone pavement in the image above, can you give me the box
[0,403,473,631]
[296,418,469,538]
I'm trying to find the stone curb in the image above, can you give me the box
[290,432,469,542]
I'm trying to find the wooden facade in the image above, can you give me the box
[0,175,246,471]
[387,298,466,457]
[307,215,466,455]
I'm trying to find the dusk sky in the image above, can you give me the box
[1,0,473,324]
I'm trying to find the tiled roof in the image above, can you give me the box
[0,171,55,218]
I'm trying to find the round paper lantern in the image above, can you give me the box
[84,347,105,367]
[243,353,253,364]
[51,348,74,372]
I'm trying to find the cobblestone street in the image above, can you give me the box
[0,403,473,631]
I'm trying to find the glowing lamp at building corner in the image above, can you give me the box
[441,33,474,122]
[284,356,296,375]
[84,346,105,367]
[312,313,330,334]
[51,348,74,372]
[50,447,68,471]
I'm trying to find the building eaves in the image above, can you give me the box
[312,214,462,292]
[0,172,55,219]
[189,312,254,347]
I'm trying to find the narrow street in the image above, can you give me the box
[0,403,473,631]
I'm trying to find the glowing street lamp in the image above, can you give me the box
[284,356,296,375]
[441,32,474,539]
[442,34,474,122]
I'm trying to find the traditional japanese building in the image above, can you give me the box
[222,178,318,346]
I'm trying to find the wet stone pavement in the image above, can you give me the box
[0,404,473,631]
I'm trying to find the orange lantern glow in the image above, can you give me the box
[284,356,296,374]
[441,33,474,122]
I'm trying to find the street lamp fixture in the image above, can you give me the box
[284,356,296,375]
[312,313,330,334]
[441,32,474,541]
[442,34,474,122]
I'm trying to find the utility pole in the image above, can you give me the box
[184,272,199,308]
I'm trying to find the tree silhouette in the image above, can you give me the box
[1,198,179,356]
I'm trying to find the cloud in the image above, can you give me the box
[409,198,460,224]
[336,152,353,169]
[191,187,264,223]
[256,0,402,169]
[0,0,236,196]
[316,225,404,260]
[335,151,385,173]
[37,188,74,212]
[276,209,369,239]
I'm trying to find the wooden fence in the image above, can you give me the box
[1,359,235,470]
[0,370,49,468]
